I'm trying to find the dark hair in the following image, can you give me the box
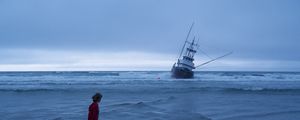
[92,92,102,102]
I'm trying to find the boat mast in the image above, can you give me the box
[178,22,194,61]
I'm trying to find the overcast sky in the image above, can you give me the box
[0,0,300,71]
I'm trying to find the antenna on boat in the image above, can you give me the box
[196,38,200,48]
[195,52,233,68]
[178,22,194,60]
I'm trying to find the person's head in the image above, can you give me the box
[92,92,102,103]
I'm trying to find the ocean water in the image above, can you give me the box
[0,71,300,120]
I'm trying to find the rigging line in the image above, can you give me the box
[198,48,212,59]
[195,38,212,59]
[195,52,233,68]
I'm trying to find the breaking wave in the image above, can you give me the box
[1,71,300,93]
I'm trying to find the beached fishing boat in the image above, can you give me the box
[171,23,197,78]
[172,23,232,78]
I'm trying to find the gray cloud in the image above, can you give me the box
[0,0,300,70]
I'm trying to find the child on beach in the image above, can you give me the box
[88,92,102,120]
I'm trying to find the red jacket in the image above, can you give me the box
[88,102,99,120]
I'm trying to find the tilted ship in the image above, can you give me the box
[171,23,197,78]
[171,23,232,79]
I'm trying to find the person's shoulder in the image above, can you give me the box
[91,102,98,107]
[89,102,95,107]
[89,102,97,109]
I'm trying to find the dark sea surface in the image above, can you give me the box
[0,71,300,120]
